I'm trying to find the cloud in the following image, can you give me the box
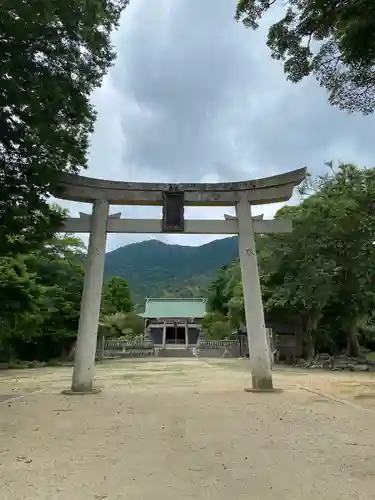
[59,0,375,251]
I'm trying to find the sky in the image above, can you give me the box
[58,0,375,252]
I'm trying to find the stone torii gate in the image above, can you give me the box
[54,167,306,394]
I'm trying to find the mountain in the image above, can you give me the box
[104,237,239,306]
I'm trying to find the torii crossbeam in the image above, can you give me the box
[53,167,306,394]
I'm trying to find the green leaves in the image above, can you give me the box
[0,234,86,359]
[0,256,42,339]
[201,312,232,340]
[101,311,144,339]
[0,233,138,360]
[264,163,375,354]
[0,0,129,255]
[101,276,132,317]
[236,0,375,113]
[209,162,375,357]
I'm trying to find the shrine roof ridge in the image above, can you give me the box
[53,167,307,206]
[141,297,207,319]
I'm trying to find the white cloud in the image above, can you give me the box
[57,0,375,251]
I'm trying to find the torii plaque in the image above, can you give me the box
[53,167,306,394]
[162,188,184,232]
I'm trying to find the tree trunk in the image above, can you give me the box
[99,333,105,363]
[304,314,319,363]
[68,341,76,361]
[346,324,360,357]
[305,333,315,363]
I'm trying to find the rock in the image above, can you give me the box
[319,353,331,360]
[295,353,373,372]
[322,360,333,370]
[28,361,46,368]
[358,364,370,372]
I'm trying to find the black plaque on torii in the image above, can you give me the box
[162,185,185,232]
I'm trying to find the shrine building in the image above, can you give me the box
[140,297,206,348]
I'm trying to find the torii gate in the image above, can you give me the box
[54,167,306,394]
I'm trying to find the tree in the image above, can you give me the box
[261,206,336,358]
[261,164,375,356]
[207,162,375,357]
[101,276,132,316]
[102,311,144,339]
[201,312,232,340]
[17,234,86,359]
[306,164,375,355]
[210,320,232,340]
[0,234,86,361]
[207,264,232,315]
[0,256,43,359]
[235,0,375,114]
[26,234,85,323]
[0,0,129,255]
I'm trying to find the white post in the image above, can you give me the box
[98,332,105,364]
[267,328,274,366]
[235,197,273,390]
[70,199,109,393]
[162,321,166,346]
[185,323,188,347]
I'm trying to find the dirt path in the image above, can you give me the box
[0,359,374,500]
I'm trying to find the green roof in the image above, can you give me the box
[140,298,207,319]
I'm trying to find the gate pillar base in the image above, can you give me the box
[61,388,102,396]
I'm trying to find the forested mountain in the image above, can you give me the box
[104,237,239,305]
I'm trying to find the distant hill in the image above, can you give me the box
[104,237,239,306]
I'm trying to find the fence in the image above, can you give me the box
[104,339,154,349]
[99,338,274,360]
[196,339,247,358]
[198,340,242,348]
[98,339,155,359]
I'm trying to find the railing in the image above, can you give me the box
[100,338,250,359]
[198,340,243,348]
[98,339,155,360]
[104,339,153,349]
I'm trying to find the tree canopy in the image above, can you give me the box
[0,234,84,361]
[101,276,132,316]
[0,0,129,255]
[206,163,375,357]
[235,0,375,114]
[0,235,135,362]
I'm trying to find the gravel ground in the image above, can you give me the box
[0,358,374,500]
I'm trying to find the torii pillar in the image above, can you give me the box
[70,200,109,393]
[236,198,272,390]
